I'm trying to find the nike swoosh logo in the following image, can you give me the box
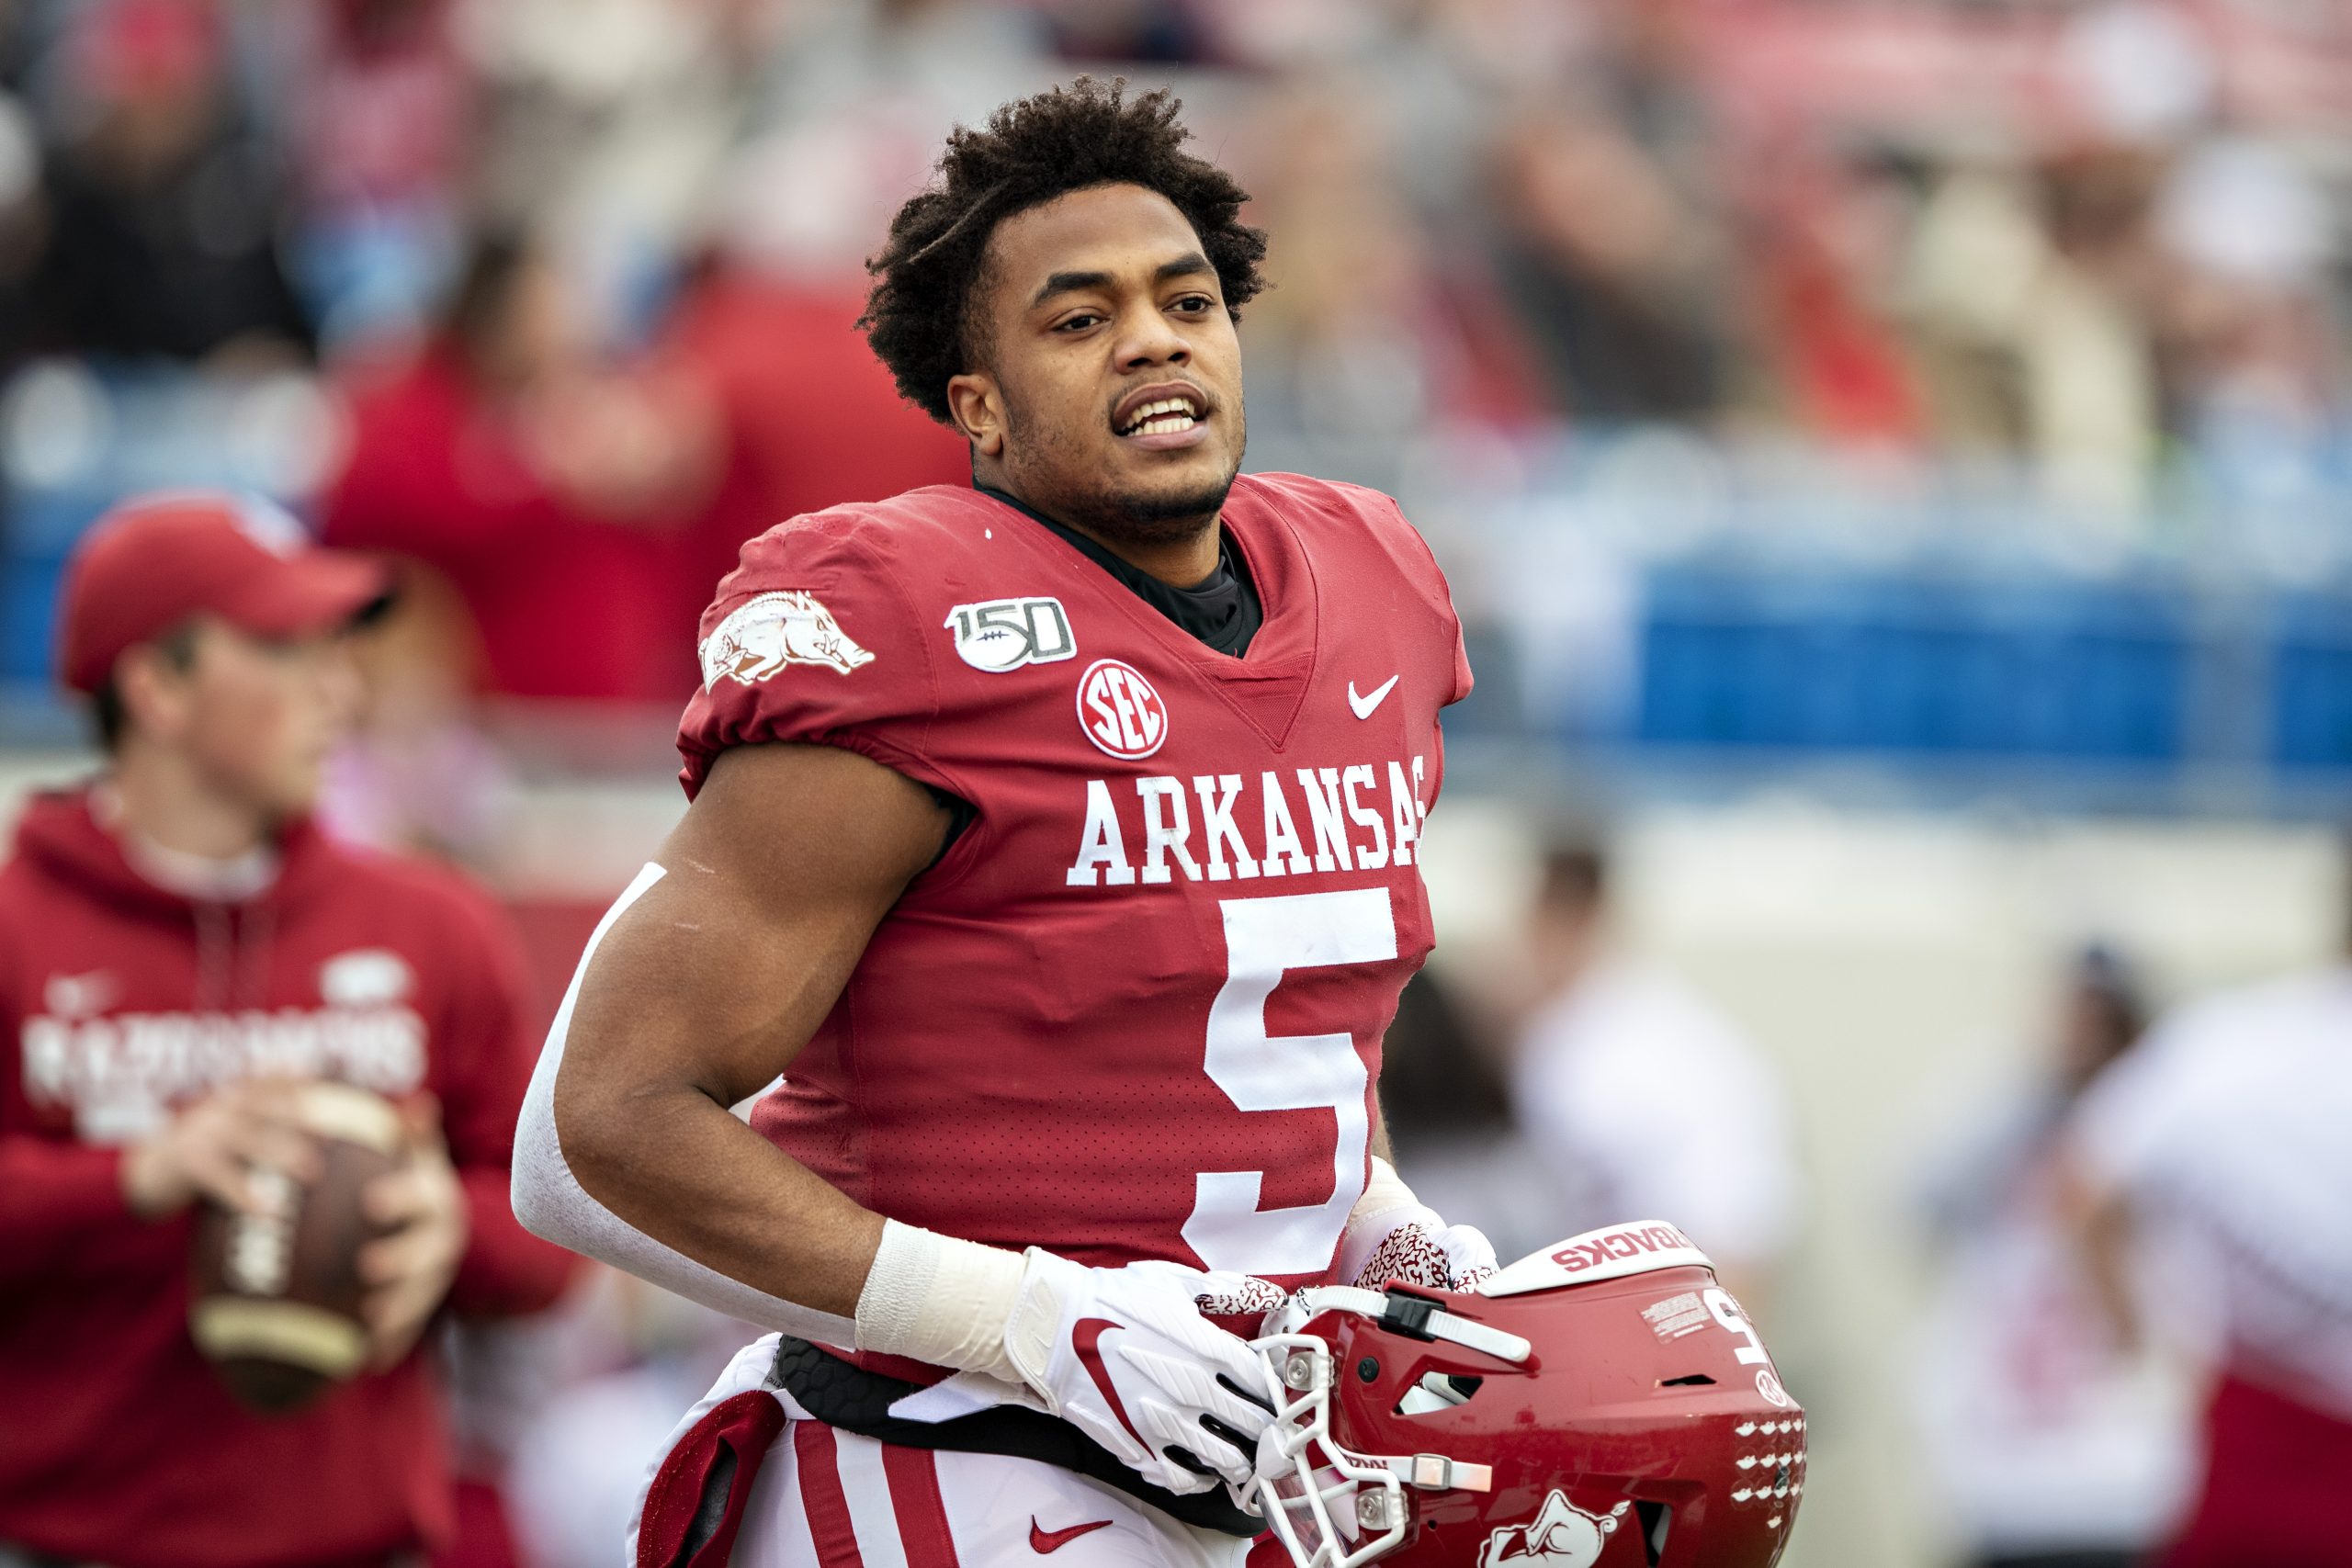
[1348,674,1401,719]
[1030,1517,1115,1554]
[1071,1317,1146,1448]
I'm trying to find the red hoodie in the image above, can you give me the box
[0,788,576,1568]
[320,345,702,703]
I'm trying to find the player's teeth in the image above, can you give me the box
[1121,398,1198,434]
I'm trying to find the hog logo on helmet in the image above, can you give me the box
[699,592,876,687]
[1477,1494,1629,1568]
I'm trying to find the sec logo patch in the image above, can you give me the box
[1076,659,1168,760]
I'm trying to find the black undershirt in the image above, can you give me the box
[975,484,1261,657]
[921,485,1264,858]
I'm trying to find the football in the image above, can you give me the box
[188,1082,408,1414]
[962,624,1029,671]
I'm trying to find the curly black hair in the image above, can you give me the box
[859,77,1268,424]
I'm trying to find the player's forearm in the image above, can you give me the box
[513,1098,871,1342]
[510,871,862,1340]
[517,747,952,1337]
[553,1067,884,1317]
[513,1045,886,1342]
[522,1035,1040,1380]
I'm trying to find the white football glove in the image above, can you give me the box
[1337,1157,1498,1292]
[1346,1219,1498,1292]
[1004,1251,1277,1495]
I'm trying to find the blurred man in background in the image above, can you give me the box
[1507,840,1800,1305]
[2064,854,2352,1568]
[0,492,574,1568]
[322,231,721,705]
[1909,946,2194,1568]
[31,0,313,366]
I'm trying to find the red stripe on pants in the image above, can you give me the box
[880,1445,962,1568]
[795,1423,866,1568]
[2159,1372,2352,1568]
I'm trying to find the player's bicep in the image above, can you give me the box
[559,742,949,1108]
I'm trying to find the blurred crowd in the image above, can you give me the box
[0,1,2347,745]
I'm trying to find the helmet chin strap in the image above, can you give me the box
[1286,1286,1534,1365]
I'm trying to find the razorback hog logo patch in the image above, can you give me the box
[1477,1492,1630,1568]
[700,592,876,687]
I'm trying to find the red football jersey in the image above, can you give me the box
[677,474,1469,1292]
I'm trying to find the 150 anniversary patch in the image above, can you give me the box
[944,596,1075,672]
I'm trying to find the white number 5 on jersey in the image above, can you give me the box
[1182,888,1396,1276]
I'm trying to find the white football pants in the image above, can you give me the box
[631,1335,1261,1568]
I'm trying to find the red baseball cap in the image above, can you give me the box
[55,491,394,694]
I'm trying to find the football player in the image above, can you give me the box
[0,493,577,1567]
[515,80,1495,1568]
[2064,903,2352,1568]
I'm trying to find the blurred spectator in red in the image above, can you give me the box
[31,0,313,364]
[1487,98,1726,424]
[322,231,723,703]
[664,261,968,604]
[663,107,981,597]
[1743,144,1927,452]
[0,491,577,1568]
[289,0,469,217]
[1908,946,2193,1568]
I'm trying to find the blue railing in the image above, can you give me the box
[0,362,323,716]
[1635,569,2192,761]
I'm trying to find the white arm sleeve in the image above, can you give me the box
[510,861,857,1343]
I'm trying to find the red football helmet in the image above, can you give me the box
[1245,1222,1805,1568]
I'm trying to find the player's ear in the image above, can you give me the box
[945,372,1004,458]
[112,632,200,745]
